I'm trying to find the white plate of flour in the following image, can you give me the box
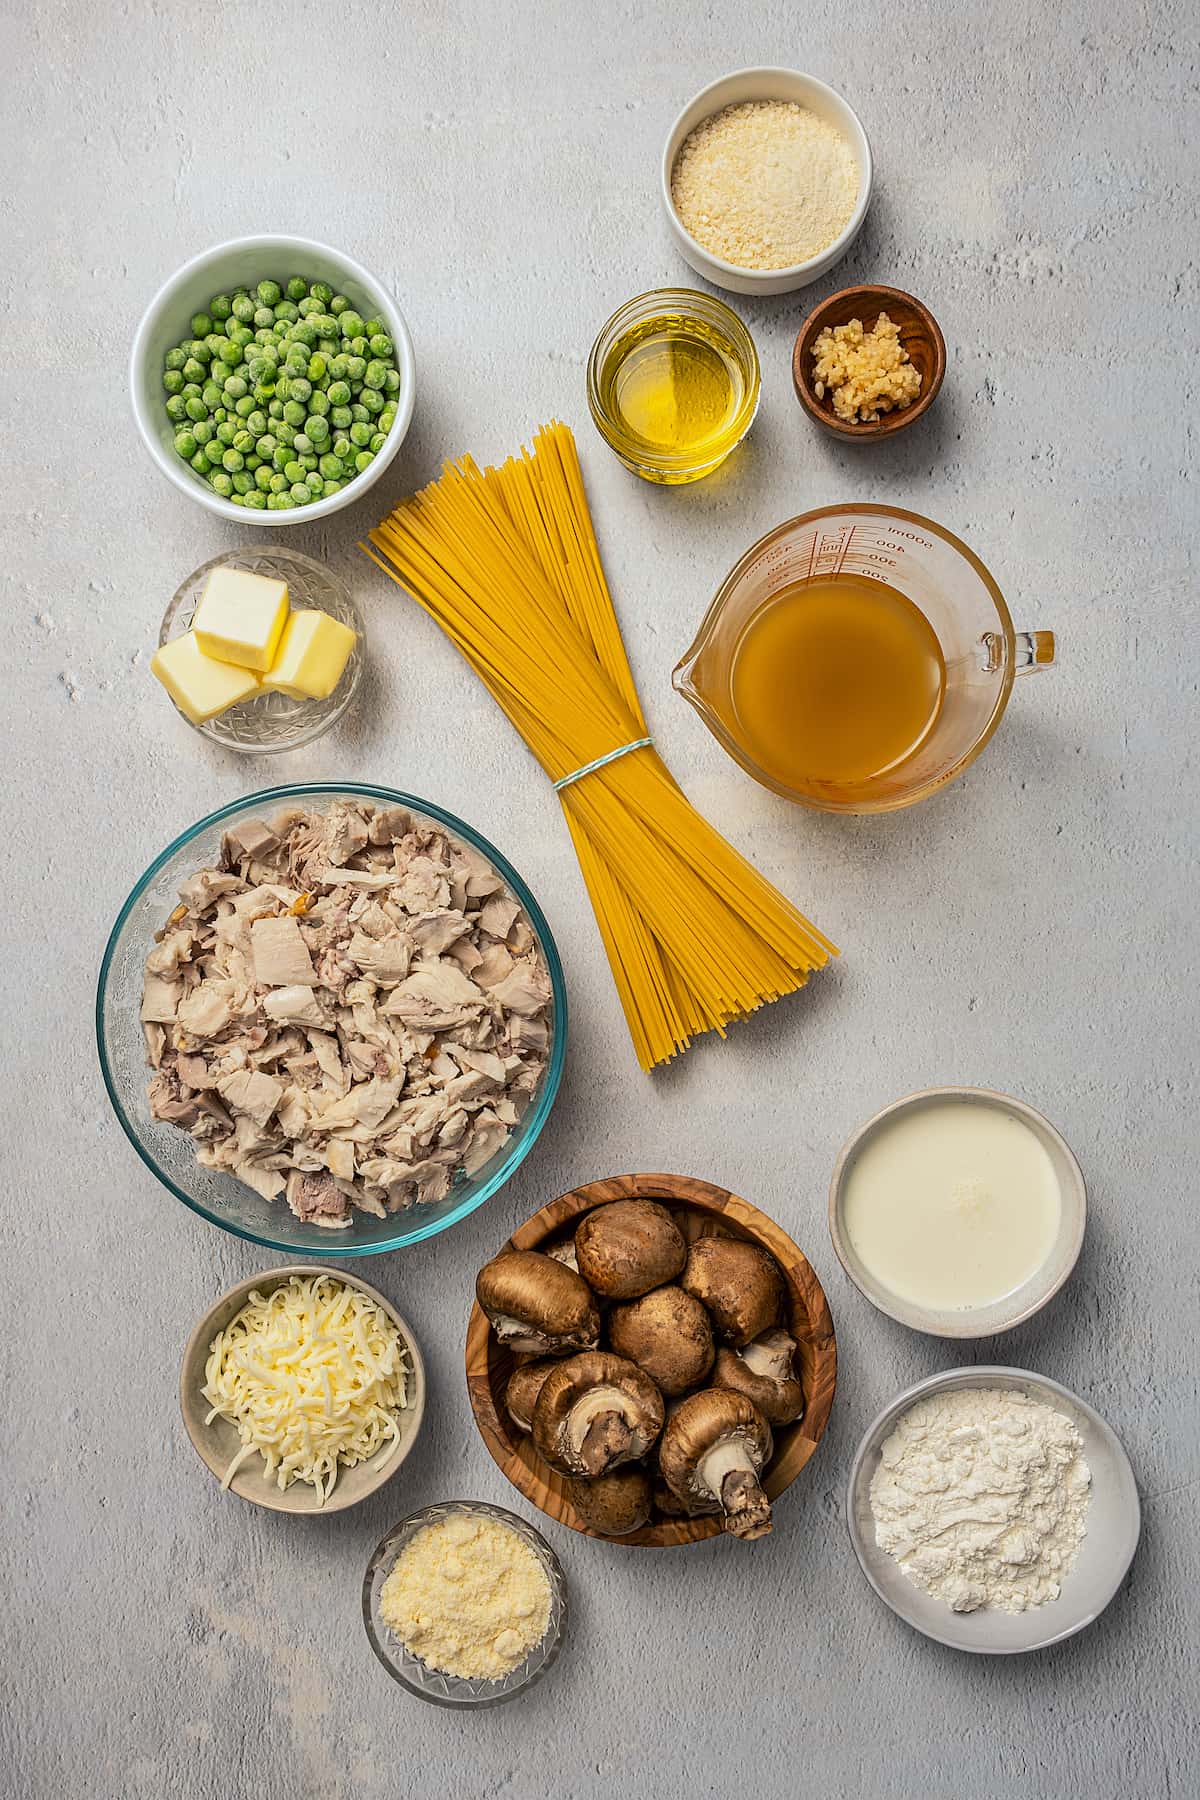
[845,1366,1141,1654]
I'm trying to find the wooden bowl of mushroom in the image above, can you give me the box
[465,1174,837,1547]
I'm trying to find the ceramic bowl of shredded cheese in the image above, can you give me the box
[180,1265,425,1514]
[661,69,873,295]
[363,1501,567,1706]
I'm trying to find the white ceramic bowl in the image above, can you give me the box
[660,69,873,296]
[130,234,415,525]
[829,1087,1087,1337]
[846,1366,1141,1654]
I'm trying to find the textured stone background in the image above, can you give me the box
[3,1,1197,1796]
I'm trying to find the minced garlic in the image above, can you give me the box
[810,313,922,423]
[671,101,858,271]
[380,1513,552,1681]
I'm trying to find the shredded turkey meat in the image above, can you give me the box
[141,802,552,1229]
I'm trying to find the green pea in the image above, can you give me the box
[272,320,289,339]
[174,429,197,458]
[350,420,372,448]
[257,278,282,307]
[360,386,384,415]
[222,447,244,472]
[201,379,221,406]
[218,339,243,366]
[307,415,330,445]
[296,295,319,316]
[252,307,273,330]
[354,450,374,473]
[270,471,288,492]
[283,459,305,483]
[204,442,225,468]
[363,317,386,339]
[283,399,306,427]
[285,348,309,376]
[254,465,273,491]
[332,433,351,459]
[230,493,246,506]
[245,409,266,436]
[228,324,254,349]
[216,419,237,445]
[245,454,261,472]
[348,337,369,359]
[254,382,276,406]
[329,379,353,408]
[289,377,312,403]
[328,354,349,381]
[305,352,326,381]
[214,407,228,423]
[253,328,276,348]
[192,420,213,444]
[275,493,296,509]
[210,294,233,321]
[165,394,187,421]
[345,356,366,383]
[256,430,276,456]
[328,405,350,430]
[306,472,325,495]
[383,367,401,395]
[210,471,234,496]
[370,432,386,453]
[272,447,291,472]
[233,428,254,452]
[275,299,299,323]
[291,320,318,347]
[246,489,268,509]
[231,295,256,323]
[188,311,211,338]
[307,388,330,417]
[319,452,345,479]
[307,281,330,306]
[339,310,364,339]
[380,404,396,430]
[265,494,280,509]
[232,470,253,493]
[181,381,202,398]
[163,368,184,393]
[190,449,208,473]
[289,482,309,502]
[368,334,393,359]
[165,347,187,372]
[235,395,255,419]
[292,432,313,455]
[247,357,273,383]
[323,479,343,494]
[185,396,207,422]
[330,294,349,315]
[268,399,284,419]
[276,421,296,447]
[222,374,247,399]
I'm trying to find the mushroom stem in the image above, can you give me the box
[697,1434,773,1540]
[566,1383,651,1475]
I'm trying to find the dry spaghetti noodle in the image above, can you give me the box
[362,422,836,1069]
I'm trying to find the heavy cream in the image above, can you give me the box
[842,1099,1061,1312]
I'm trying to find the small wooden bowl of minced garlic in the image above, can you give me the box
[362,1502,568,1706]
[792,284,946,440]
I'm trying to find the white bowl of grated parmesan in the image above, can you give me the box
[661,69,873,295]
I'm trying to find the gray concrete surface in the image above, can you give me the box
[3,1,1197,1796]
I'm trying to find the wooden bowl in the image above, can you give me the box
[792,284,945,440]
[465,1174,837,1547]
[180,1264,426,1515]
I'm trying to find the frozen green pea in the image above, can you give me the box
[256,431,277,456]
[230,493,247,506]
[275,493,296,509]
[233,429,254,453]
[310,281,332,305]
[232,470,253,493]
[288,482,309,502]
[228,324,254,349]
[246,410,267,436]
[360,387,384,415]
[292,431,313,455]
[201,379,221,405]
[285,348,310,376]
[380,404,397,430]
[330,294,349,315]
[231,295,256,323]
[192,420,213,444]
[330,405,352,429]
[329,355,350,381]
[163,368,184,394]
[363,360,387,390]
[369,334,393,358]
[348,337,369,359]
[307,415,330,445]
[254,465,273,491]
[185,396,208,422]
[222,447,244,472]
[306,352,327,381]
[187,339,212,365]
[210,471,234,496]
[354,450,374,474]
[245,454,261,472]
[273,320,289,340]
[252,310,273,332]
[254,383,276,406]
[305,473,325,496]
[188,311,211,338]
[339,310,364,339]
[216,419,237,445]
[319,452,345,479]
[383,367,401,395]
[165,394,187,421]
[289,377,312,403]
[346,356,366,383]
[189,449,208,473]
[235,395,255,419]
[326,380,351,408]
[323,479,343,494]
[257,278,282,307]
[223,373,248,399]
[291,320,318,347]
[299,453,317,470]
[275,299,299,323]
[283,459,304,483]
[349,421,372,449]
[243,489,266,509]
[165,347,187,372]
[307,388,330,417]
[283,399,306,427]
[369,432,385,453]
[213,407,228,422]
[332,433,351,458]
[210,294,233,320]
[276,421,296,447]
[269,471,288,492]
[296,295,319,315]
[218,340,243,367]
[181,382,202,399]
[268,399,284,419]
[363,316,385,338]
[174,429,198,458]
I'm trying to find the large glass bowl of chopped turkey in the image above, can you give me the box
[97,785,567,1254]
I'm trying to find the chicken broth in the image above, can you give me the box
[728,575,946,795]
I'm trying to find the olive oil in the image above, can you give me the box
[728,575,946,795]
[594,307,754,481]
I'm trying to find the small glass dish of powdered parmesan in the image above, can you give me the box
[363,1502,567,1707]
[846,1367,1141,1655]
[661,69,873,295]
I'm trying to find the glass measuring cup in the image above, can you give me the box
[673,505,1055,814]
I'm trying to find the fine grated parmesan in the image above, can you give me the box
[671,100,859,271]
[380,1513,552,1681]
[202,1274,410,1502]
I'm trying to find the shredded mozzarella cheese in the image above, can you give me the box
[202,1274,410,1502]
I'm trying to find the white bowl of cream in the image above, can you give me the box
[828,1087,1086,1337]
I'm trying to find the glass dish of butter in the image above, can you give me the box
[157,547,364,753]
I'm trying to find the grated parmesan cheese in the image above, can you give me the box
[379,1513,552,1681]
[671,100,859,270]
[202,1274,410,1502]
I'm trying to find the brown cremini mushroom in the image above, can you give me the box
[504,1359,557,1433]
[566,1465,653,1536]
[531,1351,665,1477]
[652,1476,720,1520]
[608,1285,715,1396]
[574,1199,686,1299]
[545,1234,581,1274]
[658,1387,774,1540]
[475,1250,600,1356]
[680,1235,784,1346]
[712,1329,805,1426]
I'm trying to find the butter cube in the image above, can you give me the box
[151,631,261,724]
[193,566,290,672]
[261,609,357,700]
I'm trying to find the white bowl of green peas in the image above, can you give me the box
[131,234,415,523]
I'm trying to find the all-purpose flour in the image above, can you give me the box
[869,1387,1092,1614]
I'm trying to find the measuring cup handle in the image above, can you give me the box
[1014,629,1055,674]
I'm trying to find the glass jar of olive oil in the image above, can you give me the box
[587,289,760,484]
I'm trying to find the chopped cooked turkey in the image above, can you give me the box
[141,802,552,1226]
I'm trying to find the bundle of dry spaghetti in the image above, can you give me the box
[362,422,836,1070]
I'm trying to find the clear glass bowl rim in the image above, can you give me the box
[95,781,568,1256]
[586,286,762,474]
[361,1499,568,1707]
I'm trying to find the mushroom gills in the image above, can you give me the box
[739,1332,794,1382]
[565,1384,655,1475]
[693,1431,773,1540]
[489,1311,558,1356]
